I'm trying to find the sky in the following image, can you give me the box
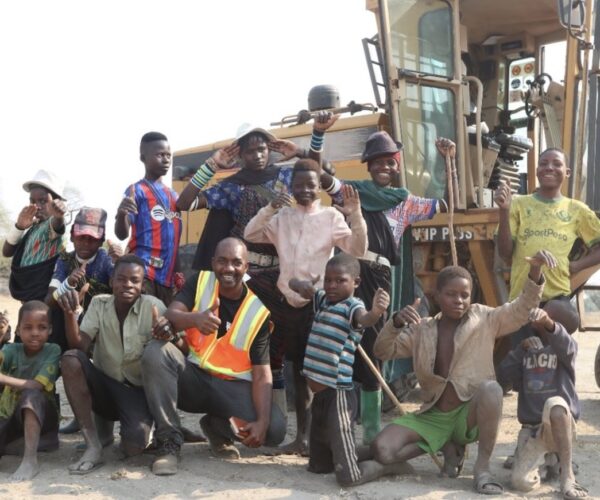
[0,0,377,238]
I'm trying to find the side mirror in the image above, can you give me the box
[557,0,585,31]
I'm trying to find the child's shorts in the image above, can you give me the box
[511,396,576,492]
[0,388,59,455]
[308,387,361,486]
[392,401,478,454]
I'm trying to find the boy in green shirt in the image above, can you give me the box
[0,300,60,480]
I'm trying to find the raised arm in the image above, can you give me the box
[243,194,291,244]
[494,179,514,263]
[331,185,367,257]
[2,204,37,257]
[354,288,389,328]
[373,298,422,360]
[114,187,137,240]
[176,144,239,211]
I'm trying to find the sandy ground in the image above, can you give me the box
[1,291,599,500]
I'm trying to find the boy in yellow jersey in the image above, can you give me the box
[495,148,600,313]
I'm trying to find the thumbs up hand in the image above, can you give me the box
[151,304,177,341]
[393,297,422,328]
[192,298,221,334]
[371,288,390,316]
[67,262,87,288]
[117,186,138,216]
[107,239,123,262]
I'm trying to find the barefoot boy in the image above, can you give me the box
[0,301,60,481]
[498,304,588,499]
[293,253,405,486]
[371,251,553,495]
[244,158,367,454]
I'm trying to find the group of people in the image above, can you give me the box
[0,117,597,499]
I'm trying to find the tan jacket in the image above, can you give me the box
[374,277,543,413]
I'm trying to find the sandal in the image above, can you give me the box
[474,471,504,495]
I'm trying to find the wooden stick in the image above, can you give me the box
[444,153,458,266]
[357,345,444,471]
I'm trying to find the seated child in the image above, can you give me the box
[371,251,554,495]
[292,253,403,486]
[0,301,60,481]
[497,303,588,499]
[244,158,367,453]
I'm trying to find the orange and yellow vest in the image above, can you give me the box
[185,271,270,381]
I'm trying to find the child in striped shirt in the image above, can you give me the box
[291,253,403,486]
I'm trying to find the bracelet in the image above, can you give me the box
[56,278,75,298]
[324,177,342,194]
[310,129,325,153]
[6,225,25,245]
[190,161,216,190]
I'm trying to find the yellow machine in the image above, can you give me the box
[173,1,600,378]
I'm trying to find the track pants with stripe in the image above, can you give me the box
[308,386,361,486]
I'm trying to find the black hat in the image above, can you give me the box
[361,131,403,163]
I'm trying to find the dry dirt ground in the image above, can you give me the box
[1,291,599,500]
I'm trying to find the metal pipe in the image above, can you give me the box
[465,76,484,206]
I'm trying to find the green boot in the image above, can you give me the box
[360,389,382,445]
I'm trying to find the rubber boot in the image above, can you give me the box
[360,389,382,445]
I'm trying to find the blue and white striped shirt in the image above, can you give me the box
[303,290,365,390]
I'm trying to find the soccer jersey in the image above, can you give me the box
[508,193,600,300]
[125,179,182,287]
[0,343,60,418]
[303,290,365,390]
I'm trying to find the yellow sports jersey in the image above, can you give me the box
[508,193,600,301]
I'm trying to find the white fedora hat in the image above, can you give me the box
[22,169,65,200]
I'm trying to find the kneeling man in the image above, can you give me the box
[143,237,285,475]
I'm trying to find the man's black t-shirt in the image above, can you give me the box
[175,273,270,365]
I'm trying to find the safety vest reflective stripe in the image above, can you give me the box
[185,271,269,381]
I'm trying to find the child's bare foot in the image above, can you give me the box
[68,445,104,475]
[10,458,40,481]
[562,476,588,499]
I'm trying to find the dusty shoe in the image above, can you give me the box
[152,441,180,476]
[200,415,240,460]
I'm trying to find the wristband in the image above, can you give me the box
[190,161,216,190]
[324,177,342,194]
[310,129,325,153]
[56,278,75,298]
[6,225,25,245]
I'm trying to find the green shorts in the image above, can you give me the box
[392,402,479,454]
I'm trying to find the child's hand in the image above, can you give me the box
[333,185,361,217]
[151,305,176,341]
[117,190,137,217]
[211,143,240,170]
[393,298,421,328]
[268,139,300,162]
[528,307,555,332]
[521,335,544,351]
[271,192,293,210]
[0,311,10,341]
[16,204,38,230]
[526,250,558,269]
[493,178,512,210]
[297,275,320,300]
[47,193,67,220]
[107,239,123,262]
[313,111,340,133]
[435,137,456,159]
[371,288,390,316]
[67,262,87,288]
[57,283,89,314]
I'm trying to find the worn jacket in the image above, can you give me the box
[374,277,543,413]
